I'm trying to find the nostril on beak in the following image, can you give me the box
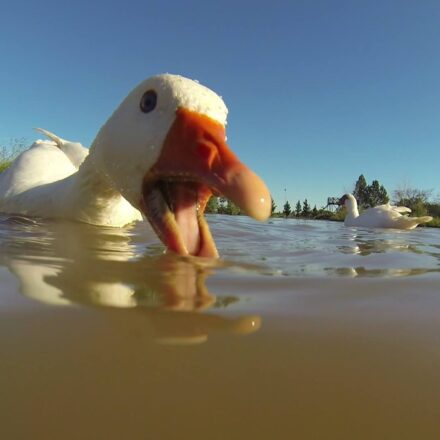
[196,143,217,168]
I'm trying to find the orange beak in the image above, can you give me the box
[140,108,271,257]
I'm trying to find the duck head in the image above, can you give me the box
[90,74,271,257]
[338,193,357,208]
[338,194,348,206]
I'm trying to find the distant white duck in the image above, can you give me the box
[0,74,271,257]
[339,193,432,229]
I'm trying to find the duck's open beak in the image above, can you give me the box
[140,108,271,257]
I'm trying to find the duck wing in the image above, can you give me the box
[391,205,412,214]
[355,204,402,227]
[357,203,432,229]
[35,128,89,169]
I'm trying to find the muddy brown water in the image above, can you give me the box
[1,214,439,439]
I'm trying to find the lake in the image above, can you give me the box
[1,214,440,439]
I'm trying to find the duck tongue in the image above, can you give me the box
[142,179,218,257]
[143,108,271,257]
[169,182,200,255]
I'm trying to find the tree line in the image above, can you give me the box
[353,174,438,219]
[277,175,393,220]
[2,139,436,226]
[353,175,389,208]
[206,174,439,227]
[205,197,242,215]
[279,199,321,219]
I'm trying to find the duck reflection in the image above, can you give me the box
[0,217,261,344]
[328,266,436,277]
[329,229,439,277]
[339,230,414,256]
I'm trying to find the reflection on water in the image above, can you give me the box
[0,215,438,343]
[1,215,439,302]
[206,216,440,278]
[2,215,440,439]
[0,216,261,344]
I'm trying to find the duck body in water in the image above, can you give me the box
[339,193,432,230]
[0,74,271,257]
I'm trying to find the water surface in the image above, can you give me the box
[1,214,440,439]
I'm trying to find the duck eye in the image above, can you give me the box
[140,90,157,113]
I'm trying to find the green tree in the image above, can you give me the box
[271,196,277,216]
[283,201,291,218]
[426,202,440,218]
[218,198,240,215]
[218,197,240,214]
[302,199,311,217]
[224,199,241,215]
[217,197,228,214]
[295,200,302,217]
[393,185,432,216]
[366,180,389,207]
[378,184,389,204]
[353,174,368,207]
[354,175,389,208]
[410,199,428,217]
[205,196,219,214]
[311,205,318,218]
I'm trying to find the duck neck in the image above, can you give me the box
[345,200,359,220]
[52,154,140,226]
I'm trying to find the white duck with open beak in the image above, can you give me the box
[0,74,271,256]
[339,193,432,229]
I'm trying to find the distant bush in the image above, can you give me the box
[0,138,27,172]
[426,203,440,218]
[327,208,346,222]
[426,217,440,228]
[313,209,338,220]
[0,161,12,173]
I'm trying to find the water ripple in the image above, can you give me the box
[0,214,439,313]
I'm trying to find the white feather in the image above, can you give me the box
[34,127,89,168]
[0,74,227,227]
[342,193,432,230]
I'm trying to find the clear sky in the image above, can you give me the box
[1,0,439,209]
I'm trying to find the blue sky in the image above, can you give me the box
[1,0,439,209]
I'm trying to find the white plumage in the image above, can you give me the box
[0,132,141,227]
[340,193,432,229]
[34,127,89,168]
[0,74,271,256]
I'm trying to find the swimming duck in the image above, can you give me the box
[338,193,432,229]
[0,74,271,257]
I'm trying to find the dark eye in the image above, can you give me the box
[140,90,157,113]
